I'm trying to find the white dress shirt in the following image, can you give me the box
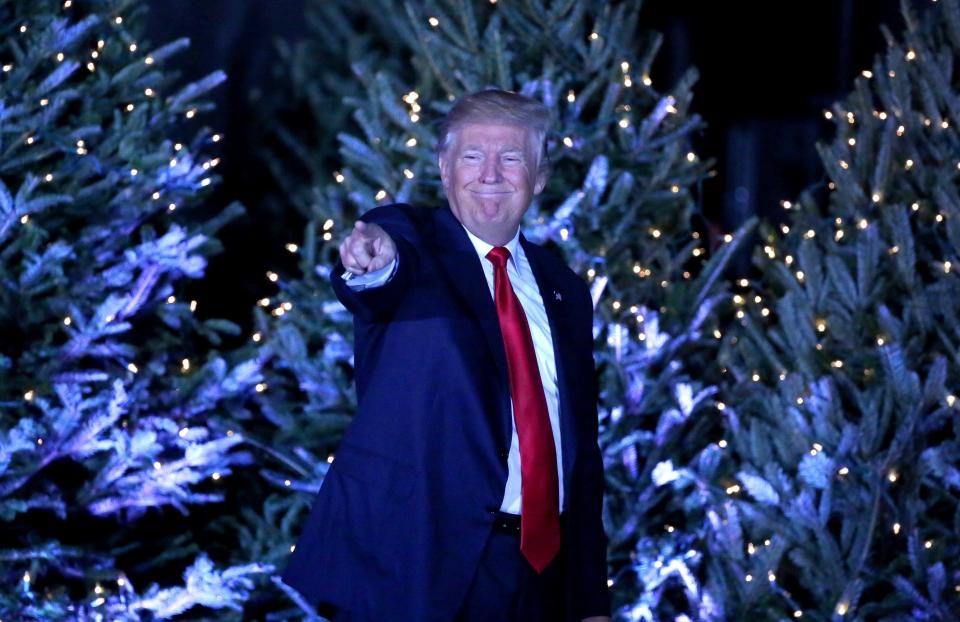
[344,225,565,515]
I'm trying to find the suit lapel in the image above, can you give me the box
[520,235,579,503]
[432,207,513,446]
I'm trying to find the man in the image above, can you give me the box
[282,89,611,622]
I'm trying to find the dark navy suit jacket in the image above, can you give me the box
[282,204,610,621]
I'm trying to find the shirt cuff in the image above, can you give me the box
[342,257,398,290]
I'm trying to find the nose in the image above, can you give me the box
[480,157,501,184]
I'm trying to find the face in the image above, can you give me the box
[439,122,546,247]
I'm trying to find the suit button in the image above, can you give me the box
[497,448,509,459]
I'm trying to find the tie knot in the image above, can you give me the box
[486,246,511,269]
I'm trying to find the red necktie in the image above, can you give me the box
[486,246,560,573]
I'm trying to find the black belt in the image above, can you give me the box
[491,511,566,536]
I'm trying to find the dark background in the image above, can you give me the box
[143,0,904,327]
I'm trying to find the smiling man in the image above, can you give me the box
[283,89,611,622]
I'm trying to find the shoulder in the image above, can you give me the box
[358,203,436,243]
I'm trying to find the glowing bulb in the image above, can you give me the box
[428,16,439,27]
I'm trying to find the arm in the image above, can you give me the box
[570,283,612,620]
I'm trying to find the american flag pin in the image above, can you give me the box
[554,291,562,301]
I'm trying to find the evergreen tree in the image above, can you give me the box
[717,0,960,619]
[0,1,264,618]
[252,1,750,619]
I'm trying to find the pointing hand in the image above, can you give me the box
[338,221,397,276]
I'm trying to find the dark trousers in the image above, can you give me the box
[453,522,566,622]
[331,517,566,622]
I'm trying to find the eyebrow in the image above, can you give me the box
[460,144,525,155]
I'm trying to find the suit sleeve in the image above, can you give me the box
[570,282,612,618]
[330,204,420,321]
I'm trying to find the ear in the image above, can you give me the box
[533,168,547,195]
[438,153,450,190]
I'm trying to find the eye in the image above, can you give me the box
[462,153,482,162]
[502,154,523,164]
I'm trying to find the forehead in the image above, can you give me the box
[454,122,531,150]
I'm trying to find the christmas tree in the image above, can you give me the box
[0,1,265,618]
[251,0,750,619]
[716,0,960,618]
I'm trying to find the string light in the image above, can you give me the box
[718,439,727,448]
[256,383,267,393]
[127,363,138,373]
[145,56,154,65]
[838,466,849,476]
[24,390,35,401]
[824,110,833,120]
[905,159,914,169]
[794,611,803,618]
[428,16,439,27]
[589,32,599,40]
[924,539,933,549]
[190,300,197,312]
[252,332,262,342]
[893,522,901,534]
[887,469,898,483]
[836,602,849,616]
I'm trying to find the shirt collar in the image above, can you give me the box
[460,224,521,268]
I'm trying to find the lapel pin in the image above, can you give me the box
[554,290,562,301]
